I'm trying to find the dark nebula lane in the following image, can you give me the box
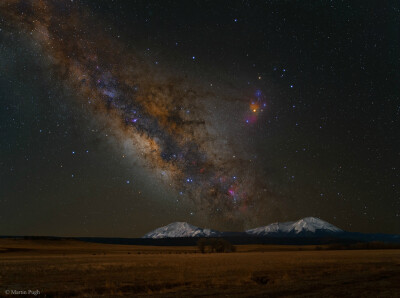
[0,0,283,228]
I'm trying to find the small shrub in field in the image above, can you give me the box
[197,238,235,253]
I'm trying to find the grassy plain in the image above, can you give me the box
[0,239,399,297]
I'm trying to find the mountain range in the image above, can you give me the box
[2,217,397,246]
[143,217,343,238]
[142,217,399,244]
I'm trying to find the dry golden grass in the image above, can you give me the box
[0,239,399,297]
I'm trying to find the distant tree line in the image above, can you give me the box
[197,238,236,253]
[323,241,400,250]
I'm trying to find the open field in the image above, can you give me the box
[0,239,399,297]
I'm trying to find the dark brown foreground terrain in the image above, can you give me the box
[0,239,399,297]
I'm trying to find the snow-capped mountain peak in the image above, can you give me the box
[290,217,342,233]
[246,217,342,236]
[142,222,220,239]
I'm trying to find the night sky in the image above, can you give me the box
[0,0,399,237]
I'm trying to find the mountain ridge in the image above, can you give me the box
[142,222,221,239]
[246,217,343,236]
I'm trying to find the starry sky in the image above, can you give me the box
[0,0,399,237]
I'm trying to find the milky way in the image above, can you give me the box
[1,0,284,228]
